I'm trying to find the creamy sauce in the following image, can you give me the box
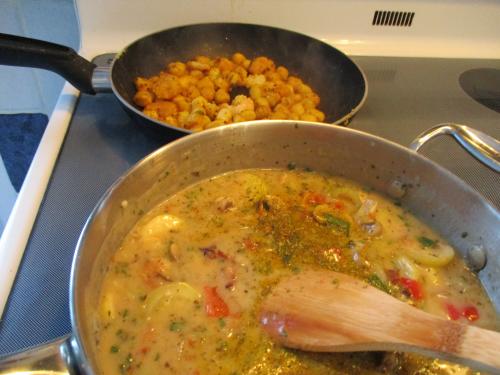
[95,169,497,374]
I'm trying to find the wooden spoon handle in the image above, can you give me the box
[260,270,500,374]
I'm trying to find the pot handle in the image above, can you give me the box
[0,335,78,375]
[0,33,97,94]
[409,123,500,173]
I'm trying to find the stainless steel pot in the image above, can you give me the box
[1,121,498,374]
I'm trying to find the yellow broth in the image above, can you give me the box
[95,169,498,374]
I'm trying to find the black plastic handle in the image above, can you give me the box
[0,33,97,94]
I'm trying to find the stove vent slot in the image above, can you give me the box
[372,10,415,26]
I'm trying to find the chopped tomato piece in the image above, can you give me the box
[204,286,230,317]
[445,303,461,320]
[462,305,479,321]
[303,192,327,205]
[243,238,258,251]
[331,199,345,210]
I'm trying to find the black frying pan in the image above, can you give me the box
[0,23,367,137]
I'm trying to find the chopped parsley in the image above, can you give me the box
[417,236,437,248]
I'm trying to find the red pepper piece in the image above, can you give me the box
[462,305,480,321]
[331,199,345,210]
[204,286,230,317]
[396,277,424,301]
[445,303,461,320]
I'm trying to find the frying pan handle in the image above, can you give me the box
[0,33,96,95]
[409,123,500,173]
[0,335,80,375]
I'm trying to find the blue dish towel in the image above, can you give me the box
[0,114,48,192]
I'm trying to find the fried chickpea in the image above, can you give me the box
[218,58,235,72]
[265,71,282,83]
[135,53,324,131]
[234,66,248,80]
[270,111,287,120]
[309,93,321,106]
[208,68,221,81]
[190,69,204,79]
[302,98,315,110]
[246,74,266,87]
[309,108,325,122]
[227,71,244,86]
[287,76,304,90]
[143,109,159,120]
[291,103,305,116]
[177,111,189,128]
[296,83,313,95]
[215,88,230,104]
[249,56,275,74]
[255,105,271,119]
[197,77,215,101]
[178,75,198,89]
[214,77,230,91]
[249,85,262,101]
[165,116,178,125]
[300,113,317,121]
[265,92,281,107]
[195,55,213,66]
[280,96,295,107]
[187,60,210,71]
[147,101,177,118]
[200,86,215,101]
[276,66,289,80]
[135,77,151,91]
[274,103,290,115]
[205,119,225,129]
[168,62,187,76]
[254,97,269,108]
[186,112,210,129]
[234,110,256,122]
[276,83,293,97]
[152,76,181,100]
[173,96,190,112]
[216,106,232,123]
[231,52,247,65]
[186,86,201,100]
[204,102,218,118]
[133,90,154,107]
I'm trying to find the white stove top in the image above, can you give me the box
[1,0,499,321]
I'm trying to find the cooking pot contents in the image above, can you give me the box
[95,169,497,374]
[260,270,500,372]
[133,53,325,131]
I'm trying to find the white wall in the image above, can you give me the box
[0,0,80,235]
[0,0,80,116]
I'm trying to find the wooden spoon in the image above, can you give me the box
[260,270,500,374]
